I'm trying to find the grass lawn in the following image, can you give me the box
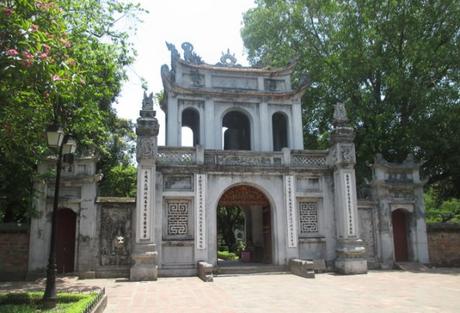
[0,292,98,313]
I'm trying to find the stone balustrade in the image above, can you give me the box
[155,146,329,169]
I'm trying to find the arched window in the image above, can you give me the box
[222,111,251,150]
[272,112,288,151]
[181,108,200,146]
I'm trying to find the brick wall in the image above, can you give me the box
[0,224,29,280]
[427,223,460,267]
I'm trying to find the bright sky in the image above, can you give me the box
[114,0,256,145]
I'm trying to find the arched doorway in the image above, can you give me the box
[216,185,272,265]
[222,111,251,150]
[392,209,409,262]
[56,208,77,273]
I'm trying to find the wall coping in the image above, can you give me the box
[427,223,460,232]
[96,197,136,204]
[0,223,29,233]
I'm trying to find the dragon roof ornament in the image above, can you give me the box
[181,42,203,65]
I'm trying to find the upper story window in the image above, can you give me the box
[181,108,200,146]
[222,111,251,150]
[272,112,288,151]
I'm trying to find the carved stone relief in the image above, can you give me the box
[339,144,356,163]
[137,137,156,160]
[185,69,204,87]
[100,206,132,266]
[333,102,349,126]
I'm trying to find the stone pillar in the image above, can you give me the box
[259,102,270,151]
[329,103,367,274]
[204,98,215,149]
[130,92,160,281]
[166,96,178,146]
[291,102,304,149]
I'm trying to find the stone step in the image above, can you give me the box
[216,264,288,276]
[395,262,429,272]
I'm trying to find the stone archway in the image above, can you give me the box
[217,185,272,264]
[392,209,409,262]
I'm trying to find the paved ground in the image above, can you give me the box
[1,269,460,313]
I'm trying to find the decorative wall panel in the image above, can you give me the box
[165,200,192,240]
[140,168,151,240]
[344,172,356,236]
[196,174,206,250]
[299,201,319,234]
[100,205,131,266]
[285,175,298,248]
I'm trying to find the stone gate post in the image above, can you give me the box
[130,92,159,281]
[328,103,368,274]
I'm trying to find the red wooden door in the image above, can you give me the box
[392,209,409,262]
[56,209,76,273]
[262,206,272,264]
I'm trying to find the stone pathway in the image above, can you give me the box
[1,269,460,313]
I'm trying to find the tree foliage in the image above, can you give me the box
[242,0,460,199]
[425,188,460,223]
[217,206,244,252]
[0,0,144,222]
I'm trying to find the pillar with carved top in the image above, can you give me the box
[328,103,368,274]
[130,92,160,281]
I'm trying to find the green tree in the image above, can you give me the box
[0,0,144,222]
[99,164,137,197]
[242,0,460,198]
[425,188,460,223]
[217,206,245,252]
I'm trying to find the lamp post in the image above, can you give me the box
[43,125,77,305]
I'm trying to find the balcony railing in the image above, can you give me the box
[155,146,329,169]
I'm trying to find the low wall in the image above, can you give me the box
[0,223,30,280]
[428,223,460,267]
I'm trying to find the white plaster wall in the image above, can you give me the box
[250,206,264,247]
[76,182,97,273]
[322,174,337,260]
[28,181,49,272]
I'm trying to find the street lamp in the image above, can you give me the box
[43,125,77,305]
